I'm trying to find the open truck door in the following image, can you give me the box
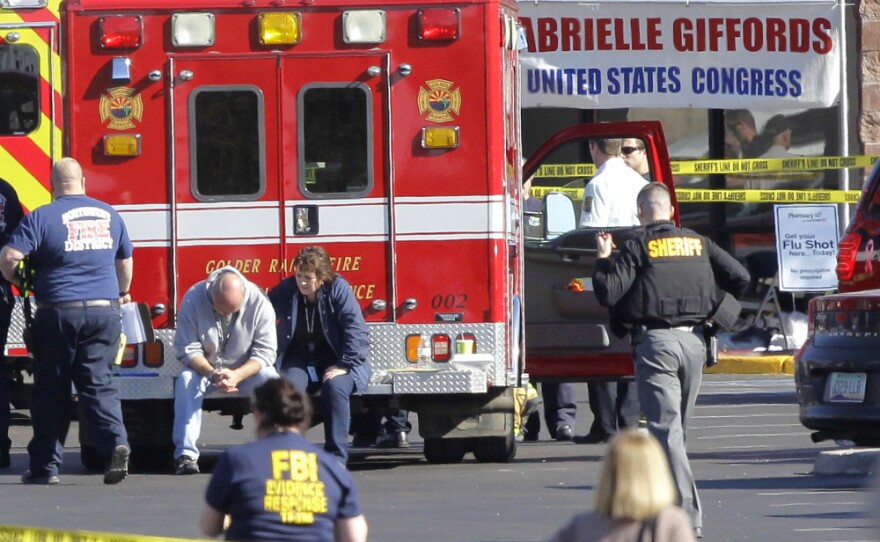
[523,121,676,382]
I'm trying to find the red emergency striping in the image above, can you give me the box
[37,75,62,131]
[0,137,50,185]
[12,8,60,25]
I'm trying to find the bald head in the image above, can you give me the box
[210,271,245,316]
[51,157,86,196]
[636,183,674,224]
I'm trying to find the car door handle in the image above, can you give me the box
[561,254,580,262]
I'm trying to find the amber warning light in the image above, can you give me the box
[99,16,143,49]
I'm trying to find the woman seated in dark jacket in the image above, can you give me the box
[268,246,371,464]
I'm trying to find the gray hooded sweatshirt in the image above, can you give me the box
[173,266,277,370]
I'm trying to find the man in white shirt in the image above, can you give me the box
[579,138,649,228]
[574,138,646,444]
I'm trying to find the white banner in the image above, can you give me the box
[519,1,841,110]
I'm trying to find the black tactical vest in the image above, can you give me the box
[615,224,717,328]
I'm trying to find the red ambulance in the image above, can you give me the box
[1,0,677,466]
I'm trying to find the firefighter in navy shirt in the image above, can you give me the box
[0,177,23,468]
[202,378,367,542]
[592,183,749,538]
[0,157,133,485]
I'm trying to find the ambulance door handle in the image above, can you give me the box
[371,299,387,311]
[403,298,418,310]
[179,70,194,82]
[367,66,382,77]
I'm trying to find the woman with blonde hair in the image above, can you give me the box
[548,429,696,542]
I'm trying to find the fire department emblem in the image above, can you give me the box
[417,79,461,123]
[99,87,144,130]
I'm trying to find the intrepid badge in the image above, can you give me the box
[99,87,144,130]
[417,79,461,123]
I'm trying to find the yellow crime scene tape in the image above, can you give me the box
[0,524,207,542]
[530,154,875,204]
[533,155,877,179]
[530,186,862,204]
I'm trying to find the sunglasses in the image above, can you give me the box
[621,146,644,155]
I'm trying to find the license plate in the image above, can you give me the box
[824,372,867,403]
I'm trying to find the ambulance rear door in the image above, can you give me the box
[169,55,284,304]
[277,53,392,322]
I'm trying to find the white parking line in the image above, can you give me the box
[759,490,860,496]
[768,501,862,507]
[794,527,862,532]
[692,423,803,429]
[692,413,787,419]
[696,403,798,408]
[696,432,806,439]
[705,443,810,450]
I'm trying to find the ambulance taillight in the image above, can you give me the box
[259,12,301,46]
[421,127,459,149]
[103,134,141,157]
[417,9,460,41]
[342,10,385,44]
[432,335,451,362]
[405,334,452,363]
[171,13,215,47]
[99,16,142,49]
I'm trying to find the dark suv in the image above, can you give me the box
[795,290,880,445]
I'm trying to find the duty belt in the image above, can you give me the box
[37,299,119,310]
[644,323,701,332]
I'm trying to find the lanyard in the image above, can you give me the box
[215,312,237,366]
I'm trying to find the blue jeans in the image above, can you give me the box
[283,365,356,464]
[29,304,127,476]
[173,365,279,461]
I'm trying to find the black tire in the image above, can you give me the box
[80,444,103,471]
[423,438,467,464]
[472,433,516,463]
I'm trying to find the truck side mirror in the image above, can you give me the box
[545,192,576,239]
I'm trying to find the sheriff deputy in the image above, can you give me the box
[591,182,750,539]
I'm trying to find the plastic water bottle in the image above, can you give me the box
[418,335,431,369]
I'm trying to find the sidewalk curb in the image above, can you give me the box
[705,354,794,375]
[814,448,880,475]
